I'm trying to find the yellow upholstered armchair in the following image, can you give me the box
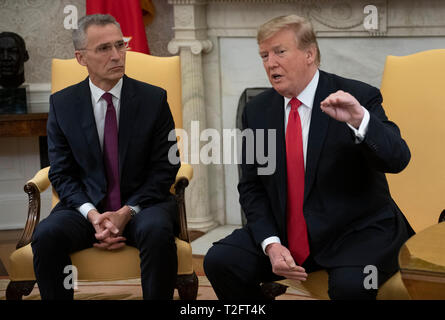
[275,49,445,300]
[6,51,198,300]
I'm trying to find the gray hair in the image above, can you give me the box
[72,14,121,50]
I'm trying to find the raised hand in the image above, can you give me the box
[320,90,365,129]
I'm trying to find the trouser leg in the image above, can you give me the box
[204,228,279,300]
[124,198,178,300]
[327,266,393,300]
[31,209,95,300]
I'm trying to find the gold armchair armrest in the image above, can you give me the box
[18,164,194,248]
[17,167,51,249]
[173,163,193,243]
[27,166,51,193]
[175,163,193,185]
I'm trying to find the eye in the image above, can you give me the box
[260,53,268,60]
[97,44,112,53]
[115,41,126,50]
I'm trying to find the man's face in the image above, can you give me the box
[75,24,126,90]
[0,36,23,76]
[259,28,317,98]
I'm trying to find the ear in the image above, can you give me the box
[305,45,316,65]
[75,50,87,66]
[23,50,29,62]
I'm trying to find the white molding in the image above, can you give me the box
[0,191,51,231]
[23,82,51,113]
[0,223,28,230]
[168,39,213,55]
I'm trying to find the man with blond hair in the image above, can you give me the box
[205,15,414,300]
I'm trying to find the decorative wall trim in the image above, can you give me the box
[171,0,445,37]
[168,39,213,55]
[23,83,51,113]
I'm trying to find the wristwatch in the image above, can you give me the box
[128,206,137,218]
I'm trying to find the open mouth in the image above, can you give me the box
[271,74,283,81]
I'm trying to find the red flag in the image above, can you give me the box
[86,0,151,54]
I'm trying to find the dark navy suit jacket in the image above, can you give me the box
[233,70,415,273]
[47,75,180,212]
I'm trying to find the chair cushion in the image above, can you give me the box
[277,270,329,299]
[277,269,411,300]
[377,271,411,300]
[8,237,193,281]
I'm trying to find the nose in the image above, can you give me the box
[1,49,8,60]
[265,53,278,69]
[110,45,121,60]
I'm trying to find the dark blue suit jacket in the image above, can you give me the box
[234,70,415,273]
[47,75,180,212]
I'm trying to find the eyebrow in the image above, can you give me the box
[96,39,124,47]
[259,44,285,53]
[272,44,286,50]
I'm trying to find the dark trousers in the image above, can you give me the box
[31,198,178,300]
[204,228,393,300]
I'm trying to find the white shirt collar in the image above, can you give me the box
[284,69,319,109]
[89,77,123,103]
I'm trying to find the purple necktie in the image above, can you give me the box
[102,92,121,211]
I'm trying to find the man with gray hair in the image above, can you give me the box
[205,14,414,300]
[31,14,180,299]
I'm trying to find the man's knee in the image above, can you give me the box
[203,245,227,280]
[132,206,176,248]
[31,219,63,251]
[328,267,378,300]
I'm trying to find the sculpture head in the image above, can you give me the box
[0,32,29,88]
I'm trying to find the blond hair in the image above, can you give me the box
[257,15,320,66]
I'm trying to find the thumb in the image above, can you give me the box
[95,228,110,241]
[93,211,109,224]
[103,218,119,235]
[283,252,297,270]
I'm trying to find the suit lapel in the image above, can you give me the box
[304,71,331,202]
[76,78,104,175]
[118,75,138,179]
[266,91,287,217]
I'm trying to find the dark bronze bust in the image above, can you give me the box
[0,32,29,88]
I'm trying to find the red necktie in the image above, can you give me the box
[102,92,121,211]
[286,97,310,265]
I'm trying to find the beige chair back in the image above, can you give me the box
[50,51,183,208]
[381,49,445,232]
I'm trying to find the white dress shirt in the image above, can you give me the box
[260,70,370,255]
[77,78,140,218]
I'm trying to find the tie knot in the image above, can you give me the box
[102,92,113,105]
[290,97,302,111]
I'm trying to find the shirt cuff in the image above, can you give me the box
[77,202,96,219]
[261,236,281,255]
[347,106,370,144]
[127,204,141,215]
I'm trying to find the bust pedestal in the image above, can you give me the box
[0,85,28,114]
